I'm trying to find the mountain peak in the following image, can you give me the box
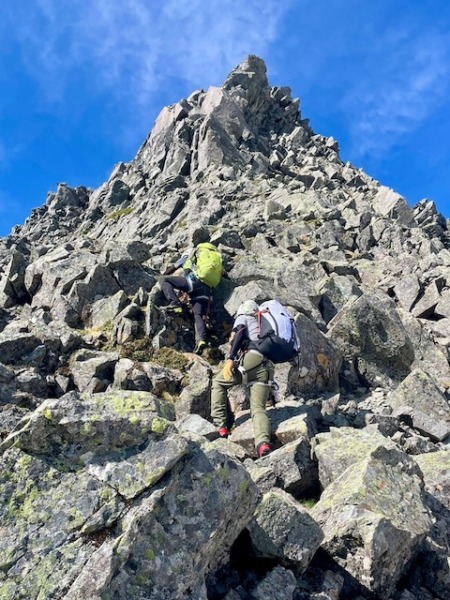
[223,54,269,93]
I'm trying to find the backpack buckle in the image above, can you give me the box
[237,365,248,384]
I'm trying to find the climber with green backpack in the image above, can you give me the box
[161,242,224,354]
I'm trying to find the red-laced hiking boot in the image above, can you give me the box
[218,427,230,439]
[257,442,272,458]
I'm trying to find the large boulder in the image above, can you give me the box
[387,369,450,441]
[1,390,176,458]
[246,437,317,497]
[0,390,260,600]
[0,251,28,308]
[248,488,323,571]
[311,447,432,599]
[328,291,415,387]
[313,426,397,489]
[413,451,450,600]
[294,313,342,394]
[65,447,259,600]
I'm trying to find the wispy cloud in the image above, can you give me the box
[1,1,292,109]
[344,28,450,157]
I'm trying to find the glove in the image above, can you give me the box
[223,359,235,381]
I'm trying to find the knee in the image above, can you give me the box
[257,367,271,383]
[250,382,270,401]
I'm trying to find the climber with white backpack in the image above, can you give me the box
[161,241,224,355]
[210,299,299,458]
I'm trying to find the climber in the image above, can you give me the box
[160,241,223,355]
[210,299,299,458]
[210,300,273,458]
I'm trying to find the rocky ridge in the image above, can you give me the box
[1,55,450,599]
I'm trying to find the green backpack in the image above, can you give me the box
[190,243,223,288]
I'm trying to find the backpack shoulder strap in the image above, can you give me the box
[184,247,198,271]
[256,309,269,334]
[257,308,281,341]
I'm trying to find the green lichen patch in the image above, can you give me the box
[201,473,213,487]
[239,480,249,494]
[145,548,156,560]
[43,409,54,421]
[0,447,122,598]
[89,391,160,416]
[218,467,230,480]
[414,449,450,478]
[151,417,171,435]
[106,207,135,221]
[0,581,17,599]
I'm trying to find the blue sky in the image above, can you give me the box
[1,0,450,237]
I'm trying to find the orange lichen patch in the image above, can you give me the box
[317,353,330,369]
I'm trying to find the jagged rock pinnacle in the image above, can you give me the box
[223,54,269,94]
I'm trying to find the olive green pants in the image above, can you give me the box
[210,351,274,449]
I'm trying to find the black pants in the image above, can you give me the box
[161,276,210,342]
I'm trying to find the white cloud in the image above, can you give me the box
[344,28,450,157]
[2,0,292,109]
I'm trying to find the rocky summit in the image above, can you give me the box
[1,54,450,600]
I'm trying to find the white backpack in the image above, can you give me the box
[253,300,299,363]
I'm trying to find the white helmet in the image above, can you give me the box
[236,300,259,316]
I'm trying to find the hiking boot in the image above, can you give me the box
[256,442,272,458]
[194,340,207,355]
[165,302,183,314]
[218,427,230,439]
